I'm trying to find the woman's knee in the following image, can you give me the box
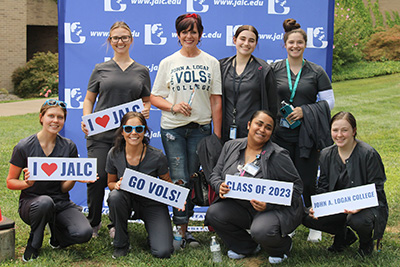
[151,246,172,259]
[31,196,55,215]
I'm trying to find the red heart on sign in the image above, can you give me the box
[95,115,110,128]
[41,163,58,176]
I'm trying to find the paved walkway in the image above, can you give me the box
[0,99,47,117]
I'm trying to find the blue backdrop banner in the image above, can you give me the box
[58,0,335,214]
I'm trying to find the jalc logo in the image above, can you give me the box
[64,88,84,109]
[144,24,167,45]
[64,22,86,44]
[267,0,290,15]
[307,27,328,49]
[226,25,241,46]
[104,0,127,12]
[187,0,209,13]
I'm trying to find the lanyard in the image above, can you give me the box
[286,58,304,103]
[231,56,252,124]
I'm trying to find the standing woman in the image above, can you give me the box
[220,25,277,142]
[150,13,222,246]
[271,18,334,241]
[6,100,92,262]
[106,112,173,259]
[303,112,388,257]
[81,21,151,236]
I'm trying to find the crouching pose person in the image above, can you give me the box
[205,110,304,264]
[303,112,389,257]
[106,112,174,259]
[6,99,93,262]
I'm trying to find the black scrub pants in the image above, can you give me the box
[206,198,292,257]
[19,195,92,250]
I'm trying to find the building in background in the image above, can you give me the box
[0,0,57,93]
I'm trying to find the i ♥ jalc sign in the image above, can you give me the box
[82,99,144,136]
[28,157,97,181]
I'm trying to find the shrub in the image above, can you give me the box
[363,25,400,61]
[12,52,58,98]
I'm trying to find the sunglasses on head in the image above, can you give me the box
[42,99,67,109]
[123,125,145,134]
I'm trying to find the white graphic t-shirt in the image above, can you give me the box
[152,50,222,129]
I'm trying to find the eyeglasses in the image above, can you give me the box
[109,35,131,43]
[42,99,67,109]
[123,125,145,134]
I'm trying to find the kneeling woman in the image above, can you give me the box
[206,110,304,264]
[303,112,388,256]
[6,100,93,262]
[106,112,173,259]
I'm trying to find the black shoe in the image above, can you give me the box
[112,246,129,259]
[185,231,200,248]
[357,239,374,257]
[49,237,61,249]
[328,228,357,252]
[22,244,39,262]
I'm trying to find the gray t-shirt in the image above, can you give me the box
[106,145,169,206]
[87,59,151,143]
[10,134,78,203]
[223,60,261,140]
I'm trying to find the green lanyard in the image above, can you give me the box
[286,58,304,103]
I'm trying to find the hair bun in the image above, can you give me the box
[283,18,301,33]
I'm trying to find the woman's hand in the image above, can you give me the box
[142,101,151,119]
[173,102,192,117]
[250,199,267,212]
[219,182,230,199]
[23,168,35,188]
[114,177,123,190]
[308,207,318,220]
[344,209,361,215]
[81,121,89,135]
[78,173,99,184]
[287,107,303,121]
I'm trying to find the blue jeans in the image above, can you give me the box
[161,123,211,224]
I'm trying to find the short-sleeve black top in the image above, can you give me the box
[9,134,78,202]
[87,59,151,143]
[106,145,169,206]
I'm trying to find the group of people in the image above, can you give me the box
[6,14,388,264]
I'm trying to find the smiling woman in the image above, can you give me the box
[150,13,222,247]
[80,21,152,236]
[6,99,92,262]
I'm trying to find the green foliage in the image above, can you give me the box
[363,25,400,61]
[332,60,400,82]
[332,0,400,72]
[11,52,59,98]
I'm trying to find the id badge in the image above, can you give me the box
[229,125,237,139]
[280,118,290,128]
[243,162,260,176]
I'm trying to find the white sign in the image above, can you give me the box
[224,175,293,206]
[82,99,144,136]
[311,184,379,218]
[28,157,97,181]
[120,169,189,209]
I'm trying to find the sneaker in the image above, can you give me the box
[22,244,39,262]
[49,237,60,249]
[112,246,129,259]
[227,244,261,259]
[109,227,115,239]
[268,254,288,264]
[288,230,296,238]
[92,222,102,238]
[328,228,357,252]
[185,231,200,248]
[307,229,322,243]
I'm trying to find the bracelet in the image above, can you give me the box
[170,104,176,115]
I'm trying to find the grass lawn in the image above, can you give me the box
[1,74,400,266]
